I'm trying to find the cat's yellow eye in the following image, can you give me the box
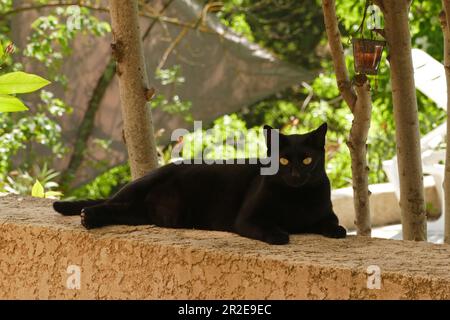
[280,158,289,166]
[303,157,313,165]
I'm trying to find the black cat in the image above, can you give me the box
[53,123,346,245]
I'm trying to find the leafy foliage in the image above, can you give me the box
[0,71,50,95]
[70,164,131,200]
[218,0,325,67]
[0,0,109,195]
[0,71,50,112]
[151,65,192,121]
[180,114,267,160]
[24,5,110,83]
[3,163,62,198]
[31,179,62,199]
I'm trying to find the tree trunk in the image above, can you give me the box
[348,75,372,236]
[322,0,372,236]
[441,1,450,244]
[374,0,426,241]
[108,0,159,180]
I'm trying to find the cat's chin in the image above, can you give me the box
[283,177,308,188]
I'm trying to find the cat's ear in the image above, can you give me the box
[307,123,328,149]
[263,125,287,156]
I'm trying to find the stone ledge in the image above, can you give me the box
[1,195,450,299]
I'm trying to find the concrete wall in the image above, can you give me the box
[1,195,450,300]
[332,177,441,230]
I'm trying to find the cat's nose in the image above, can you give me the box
[291,169,301,178]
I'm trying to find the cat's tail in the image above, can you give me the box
[53,199,107,216]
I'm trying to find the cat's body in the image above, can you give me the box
[53,124,346,245]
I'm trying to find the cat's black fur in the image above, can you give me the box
[53,124,346,245]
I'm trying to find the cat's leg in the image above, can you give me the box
[235,219,290,245]
[81,202,149,229]
[234,183,290,245]
[311,214,346,239]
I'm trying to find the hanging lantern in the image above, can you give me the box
[352,38,385,75]
[351,0,385,75]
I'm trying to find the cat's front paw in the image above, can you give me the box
[264,230,290,245]
[80,208,101,229]
[322,225,346,239]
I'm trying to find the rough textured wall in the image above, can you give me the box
[1,195,450,300]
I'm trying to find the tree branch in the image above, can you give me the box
[108,0,159,179]
[440,0,450,244]
[321,0,357,110]
[155,0,218,70]
[156,27,189,70]
[443,0,450,35]
[321,0,372,236]
[381,0,426,241]
[347,74,372,236]
[142,0,175,40]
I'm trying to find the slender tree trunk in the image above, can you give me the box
[374,0,426,241]
[441,1,450,244]
[108,0,159,180]
[348,75,372,236]
[322,0,372,236]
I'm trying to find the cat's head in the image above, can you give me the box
[264,123,328,188]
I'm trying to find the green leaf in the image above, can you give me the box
[0,42,4,60]
[0,72,51,94]
[32,180,45,198]
[0,94,29,112]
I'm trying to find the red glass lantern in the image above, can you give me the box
[352,38,385,75]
